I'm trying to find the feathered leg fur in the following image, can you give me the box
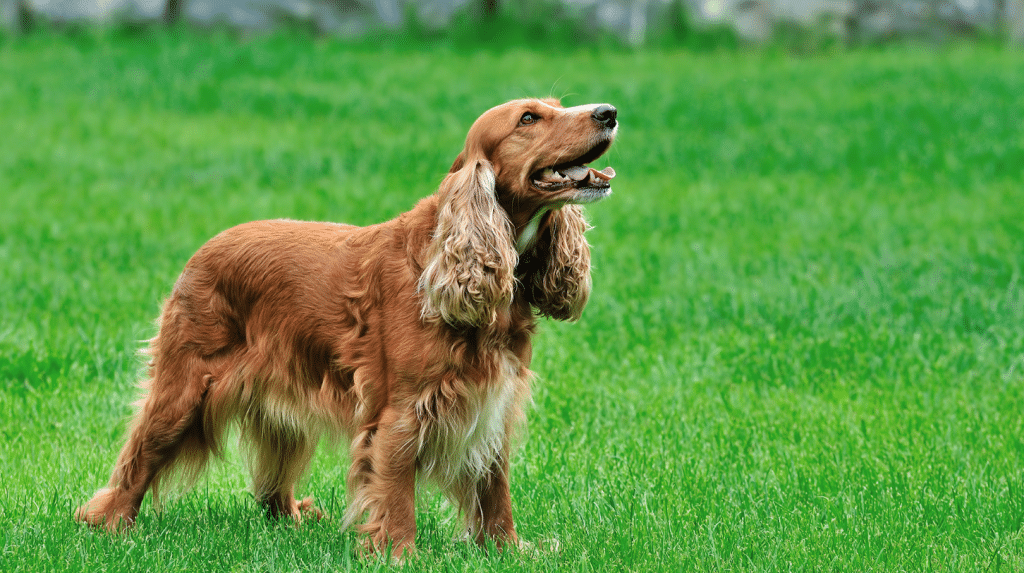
[75,344,214,530]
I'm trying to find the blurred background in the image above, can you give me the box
[3,0,1022,47]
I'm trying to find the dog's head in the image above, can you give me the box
[451,98,618,211]
[420,99,618,327]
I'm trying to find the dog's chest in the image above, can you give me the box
[415,356,526,487]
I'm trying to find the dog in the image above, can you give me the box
[76,98,618,557]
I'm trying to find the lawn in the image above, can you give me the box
[1,29,1023,571]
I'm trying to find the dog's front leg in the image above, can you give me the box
[474,454,518,549]
[350,406,418,560]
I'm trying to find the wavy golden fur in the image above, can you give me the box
[76,98,618,558]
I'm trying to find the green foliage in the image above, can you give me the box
[647,0,741,51]
[389,0,743,52]
[378,0,623,51]
[1,29,1023,571]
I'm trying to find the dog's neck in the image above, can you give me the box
[515,207,552,254]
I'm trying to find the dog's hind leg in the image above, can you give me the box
[75,347,215,531]
[242,412,323,522]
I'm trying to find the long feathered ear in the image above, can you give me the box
[525,205,593,321]
[419,159,517,327]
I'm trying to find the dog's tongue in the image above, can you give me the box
[592,166,616,181]
[562,165,590,181]
[564,165,616,184]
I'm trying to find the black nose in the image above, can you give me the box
[592,104,617,128]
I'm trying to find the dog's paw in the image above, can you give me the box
[265,495,328,525]
[296,496,327,523]
[355,527,417,565]
[74,488,135,532]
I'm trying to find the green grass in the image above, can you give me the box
[2,28,1024,571]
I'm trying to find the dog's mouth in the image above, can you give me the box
[530,139,615,203]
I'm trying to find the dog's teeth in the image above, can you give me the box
[538,166,583,185]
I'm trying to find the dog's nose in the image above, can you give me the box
[592,105,617,128]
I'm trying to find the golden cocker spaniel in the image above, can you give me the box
[76,98,618,557]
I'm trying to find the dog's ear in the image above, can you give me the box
[419,158,517,327]
[448,151,466,174]
[524,205,592,321]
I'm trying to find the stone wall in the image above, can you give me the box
[3,0,1020,43]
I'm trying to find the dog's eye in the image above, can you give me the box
[519,112,539,126]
